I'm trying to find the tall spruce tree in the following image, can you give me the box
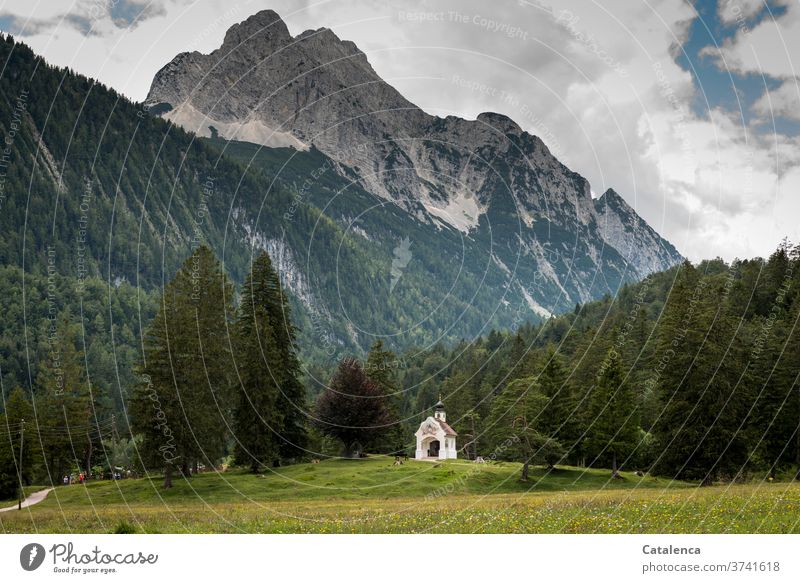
[537,349,580,458]
[2,387,34,487]
[253,252,308,462]
[486,377,565,481]
[36,317,93,483]
[131,246,234,488]
[749,293,800,477]
[0,444,17,500]
[651,269,746,483]
[585,347,639,477]
[365,339,405,454]
[233,252,287,471]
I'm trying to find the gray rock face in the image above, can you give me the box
[594,189,682,276]
[146,9,682,310]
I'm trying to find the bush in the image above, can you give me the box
[0,451,19,501]
[113,521,136,534]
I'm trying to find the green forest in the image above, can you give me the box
[395,243,800,484]
[3,240,799,496]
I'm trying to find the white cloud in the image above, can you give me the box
[753,78,800,121]
[718,0,764,26]
[706,0,799,79]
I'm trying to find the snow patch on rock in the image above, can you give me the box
[422,188,483,233]
[519,283,552,318]
[164,102,308,150]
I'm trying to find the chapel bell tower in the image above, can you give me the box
[434,398,446,422]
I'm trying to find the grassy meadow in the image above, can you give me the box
[1,456,798,533]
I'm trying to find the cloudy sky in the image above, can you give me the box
[1,0,799,261]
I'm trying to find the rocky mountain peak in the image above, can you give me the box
[476,111,523,136]
[221,9,291,49]
[599,188,625,203]
[146,8,683,300]
[594,188,681,275]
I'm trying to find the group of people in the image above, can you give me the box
[61,470,130,485]
[61,472,88,485]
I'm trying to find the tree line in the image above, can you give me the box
[395,242,800,484]
[3,242,799,497]
[0,245,403,496]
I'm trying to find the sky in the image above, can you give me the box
[1,0,799,262]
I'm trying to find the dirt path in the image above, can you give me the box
[0,488,54,513]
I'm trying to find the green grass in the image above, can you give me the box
[11,456,666,506]
[1,456,798,533]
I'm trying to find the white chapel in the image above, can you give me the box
[414,399,458,460]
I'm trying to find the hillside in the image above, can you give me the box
[0,35,539,394]
[12,457,669,505]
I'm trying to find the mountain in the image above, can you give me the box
[0,6,682,398]
[146,9,683,305]
[0,33,566,387]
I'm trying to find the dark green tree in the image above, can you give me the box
[233,253,286,472]
[486,377,565,481]
[131,246,235,488]
[252,252,308,462]
[365,339,405,454]
[0,447,17,500]
[651,270,746,483]
[1,387,34,487]
[36,318,94,483]
[537,349,580,456]
[749,294,800,477]
[585,348,639,477]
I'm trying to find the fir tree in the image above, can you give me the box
[252,252,308,462]
[365,339,405,454]
[233,253,286,471]
[651,272,746,483]
[486,377,565,481]
[2,387,34,486]
[585,347,639,477]
[749,293,800,477]
[36,317,93,483]
[537,349,580,456]
[132,246,234,488]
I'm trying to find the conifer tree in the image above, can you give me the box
[233,253,285,471]
[252,252,308,462]
[651,270,746,483]
[749,294,800,477]
[2,387,34,486]
[36,317,93,483]
[132,246,234,488]
[537,349,580,456]
[486,377,565,481]
[585,347,639,477]
[365,339,405,453]
[0,446,17,500]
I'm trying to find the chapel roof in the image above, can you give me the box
[436,418,457,436]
